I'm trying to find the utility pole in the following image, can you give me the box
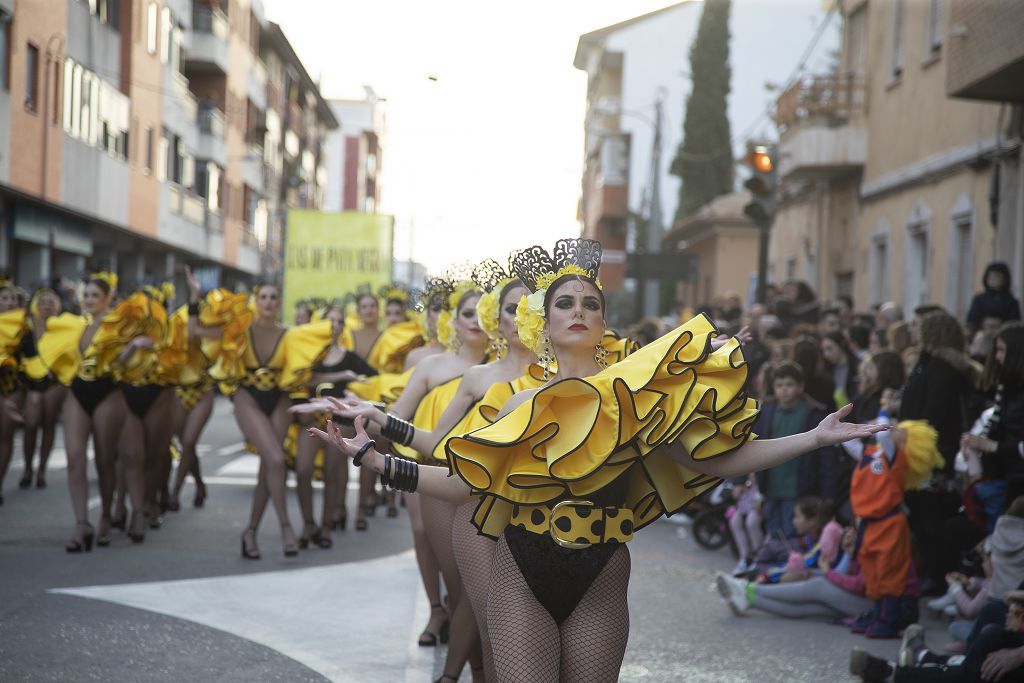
[643,90,665,317]
[742,144,778,303]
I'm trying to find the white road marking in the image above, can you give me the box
[216,441,247,457]
[50,550,435,683]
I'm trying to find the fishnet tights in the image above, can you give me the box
[453,501,497,681]
[487,534,630,683]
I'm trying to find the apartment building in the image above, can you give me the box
[324,90,385,215]
[0,0,335,293]
[769,0,1012,318]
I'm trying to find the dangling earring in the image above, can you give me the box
[452,332,463,352]
[595,342,609,369]
[538,331,555,380]
[489,334,508,358]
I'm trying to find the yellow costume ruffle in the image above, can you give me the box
[392,376,463,463]
[366,320,425,373]
[160,305,205,386]
[112,293,168,385]
[0,309,27,371]
[446,315,759,537]
[36,313,87,385]
[348,367,412,406]
[199,289,254,385]
[602,330,638,365]
[276,320,334,391]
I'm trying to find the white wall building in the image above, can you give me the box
[324,88,386,214]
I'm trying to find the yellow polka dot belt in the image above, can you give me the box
[509,499,635,549]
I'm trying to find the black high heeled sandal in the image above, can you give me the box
[128,511,146,544]
[418,604,450,646]
[298,521,319,549]
[65,522,95,553]
[241,528,261,559]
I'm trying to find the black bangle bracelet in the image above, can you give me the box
[393,457,408,491]
[382,454,393,487]
[353,439,376,467]
[409,460,419,493]
[187,301,200,316]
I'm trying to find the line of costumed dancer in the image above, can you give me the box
[0,237,888,682]
[291,238,887,683]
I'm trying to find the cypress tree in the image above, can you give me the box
[670,0,734,221]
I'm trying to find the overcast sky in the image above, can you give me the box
[263,0,835,274]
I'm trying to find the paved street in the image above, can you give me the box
[0,398,917,682]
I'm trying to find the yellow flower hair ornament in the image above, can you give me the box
[436,309,455,350]
[515,290,547,355]
[89,270,118,292]
[476,289,500,340]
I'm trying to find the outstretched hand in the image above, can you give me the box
[308,416,373,461]
[288,397,334,415]
[814,404,890,447]
[733,326,753,345]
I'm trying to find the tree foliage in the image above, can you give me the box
[670,0,734,222]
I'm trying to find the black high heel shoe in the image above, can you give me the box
[317,526,333,549]
[128,511,146,544]
[281,524,299,557]
[65,522,95,553]
[193,481,207,508]
[331,508,347,531]
[241,528,260,559]
[298,521,319,549]
[418,604,450,646]
[96,516,112,547]
[19,470,33,489]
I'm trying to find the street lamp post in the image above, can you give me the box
[643,91,665,318]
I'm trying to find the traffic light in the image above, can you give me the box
[742,144,778,227]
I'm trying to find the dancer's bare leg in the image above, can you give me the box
[421,495,482,679]
[234,391,295,553]
[408,493,447,644]
[35,385,65,487]
[20,390,42,484]
[62,394,92,541]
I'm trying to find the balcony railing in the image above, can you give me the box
[192,5,228,39]
[198,104,225,138]
[774,72,865,136]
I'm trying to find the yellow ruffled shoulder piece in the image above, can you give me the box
[275,320,333,392]
[37,313,87,385]
[0,309,27,370]
[158,306,204,386]
[199,289,254,385]
[84,293,159,382]
[393,376,463,463]
[446,314,759,537]
[348,367,412,406]
[602,330,638,365]
[367,320,425,373]
[897,420,944,491]
[340,328,355,351]
[431,366,548,463]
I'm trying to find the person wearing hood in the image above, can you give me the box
[967,263,1021,333]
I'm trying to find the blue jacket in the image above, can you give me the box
[753,397,839,500]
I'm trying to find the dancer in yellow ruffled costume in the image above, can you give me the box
[192,280,332,559]
[0,277,26,506]
[314,238,888,683]
[293,302,378,547]
[166,267,236,511]
[16,287,66,491]
[39,272,159,550]
[321,257,540,680]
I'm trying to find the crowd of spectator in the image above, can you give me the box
[660,261,1024,682]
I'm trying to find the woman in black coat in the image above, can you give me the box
[967,262,1021,332]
